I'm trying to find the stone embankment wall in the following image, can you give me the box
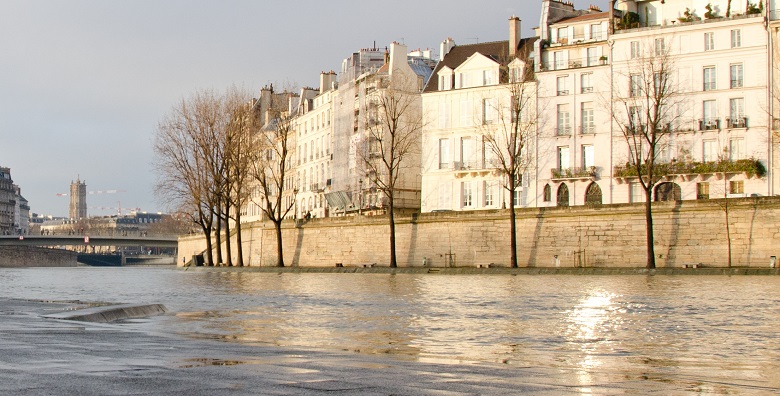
[178,197,780,268]
[0,246,78,267]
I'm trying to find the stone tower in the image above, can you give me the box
[69,178,87,220]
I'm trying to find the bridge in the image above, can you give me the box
[0,235,178,248]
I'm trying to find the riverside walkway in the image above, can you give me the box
[0,298,694,395]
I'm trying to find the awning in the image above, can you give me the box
[324,191,352,210]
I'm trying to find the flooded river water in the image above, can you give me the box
[2,267,779,392]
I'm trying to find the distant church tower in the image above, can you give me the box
[69,178,87,220]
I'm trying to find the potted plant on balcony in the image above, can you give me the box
[599,55,608,65]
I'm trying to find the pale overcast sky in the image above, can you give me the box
[0,0,596,217]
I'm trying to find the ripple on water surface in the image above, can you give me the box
[2,267,780,391]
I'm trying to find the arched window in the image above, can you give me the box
[585,182,603,206]
[557,183,570,207]
[543,184,552,202]
[655,182,681,201]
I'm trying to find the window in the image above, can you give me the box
[439,75,451,91]
[730,98,745,127]
[729,138,745,161]
[557,27,568,43]
[438,138,450,169]
[630,182,643,203]
[703,100,717,129]
[484,181,495,206]
[543,184,552,202]
[581,102,594,133]
[557,105,571,135]
[587,47,598,66]
[730,64,743,88]
[483,70,496,86]
[630,41,640,59]
[630,74,642,97]
[558,146,570,170]
[703,67,716,91]
[556,184,569,207]
[590,23,603,40]
[629,106,643,132]
[730,180,744,195]
[697,182,710,200]
[460,99,472,127]
[482,98,495,125]
[654,38,665,56]
[462,182,473,207]
[553,51,565,70]
[557,76,569,95]
[582,145,594,169]
[461,137,476,168]
[704,32,715,51]
[512,188,523,208]
[581,73,593,93]
[438,100,450,128]
[703,140,718,162]
[731,29,742,48]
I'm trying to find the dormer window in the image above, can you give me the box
[437,67,454,91]
[482,70,496,86]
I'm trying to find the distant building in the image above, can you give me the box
[13,185,29,234]
[0,167,15,234]
[69,178,87,220]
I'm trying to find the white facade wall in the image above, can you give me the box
[536,15,613,208]
[295,90,334,219]
[610,9,770,202]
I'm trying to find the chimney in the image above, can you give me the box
[388,41,407,76]
[509,16,521,57]
[439,38,455,60]
[320,71,336,94]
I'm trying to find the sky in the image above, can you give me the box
[0,0,596,218]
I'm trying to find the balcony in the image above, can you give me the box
[555,127,572,136]
[613,158,765,184]
[452,161,500,178]
[310,183,321,192]
[581,86,594,93]
[698,118,720,131]
[557,90,569,96]
[551,166,597,181]
[727,117,748,129]
[580,124,595,134]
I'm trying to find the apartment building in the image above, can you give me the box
[0,167,15,234]
[295,73,336,219]
[609,0,771,203]
[535,2,613,207]
[324,42,432,216]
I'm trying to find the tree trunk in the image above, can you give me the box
[508,177,518,268]
[215,209,223,266]
[275,220,285,267]
[389,202,397,268]
[224,201,232,267]
[203,224,214,266]
[235,212,244,267]
[644,189,656,269]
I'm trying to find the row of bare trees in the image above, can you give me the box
[153,86,296,266]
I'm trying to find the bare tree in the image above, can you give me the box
[154,90,222,265]
[480,56,537,268]
[611,38,686,269]
[249,86,297,267]
[154,87,256,266]
[361,74,423,268]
